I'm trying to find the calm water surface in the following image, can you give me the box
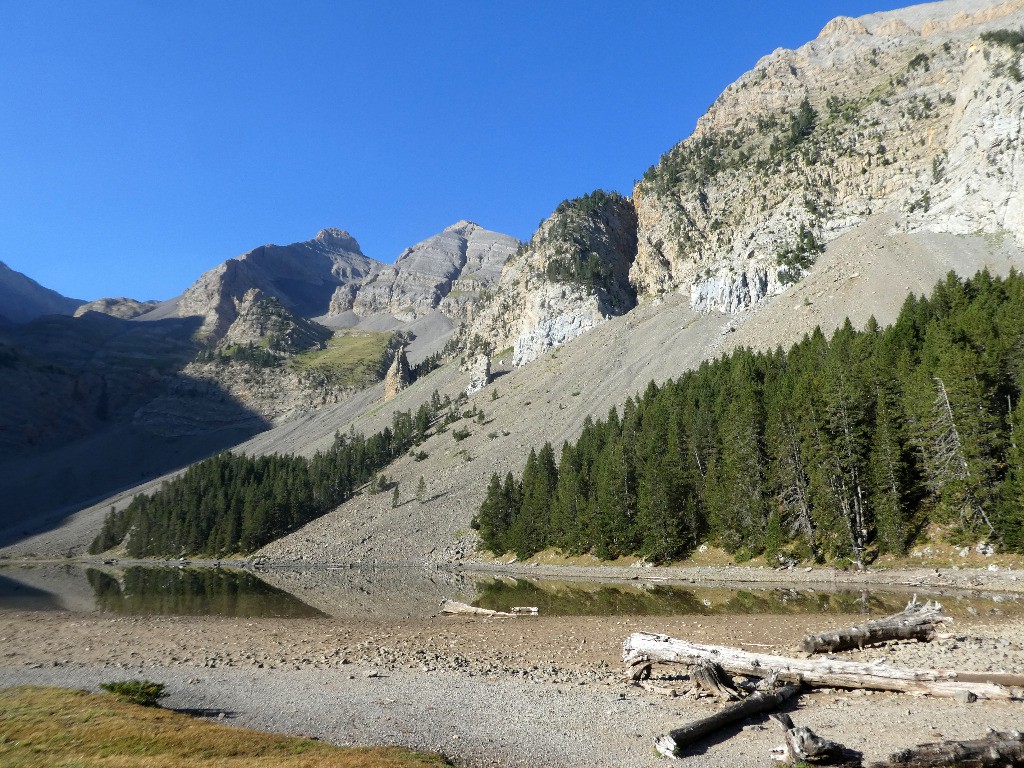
[1,563,1020,620]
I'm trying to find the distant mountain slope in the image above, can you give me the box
[0,261,83,323]
[0,220,517,537]
[141,228,379,339]
[350,220,518,325]
[141,223,518,355]
[74,297,159,319]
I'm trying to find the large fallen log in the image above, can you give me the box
[439,599,515,617]
[800,599,950,654]
[869,730,1024,768]
[655,684,800,758]
[623,632,1018,700]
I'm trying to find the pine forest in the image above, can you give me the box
[473,270,1024,566]
[90,394,452,557]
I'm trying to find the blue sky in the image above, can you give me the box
[1,1,910,301]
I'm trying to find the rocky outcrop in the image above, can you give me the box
[350,221,518,323]
[169,228,378,339]
[818,16,869,37]
[463,191,638,367]
[0,261,83,324]
[74,297,160,320]
[219,289,332,353]
[464,354,491,395]
[384,347,411,401]
[632,0,1024,314]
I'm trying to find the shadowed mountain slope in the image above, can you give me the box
[0,261,83,323]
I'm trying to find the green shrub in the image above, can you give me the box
[100,680,167,707]
[981,28,1024,51]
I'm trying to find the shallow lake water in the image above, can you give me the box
[0,563,1020,621]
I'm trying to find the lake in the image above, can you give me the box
[0,562,1019,621]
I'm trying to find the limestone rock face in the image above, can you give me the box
[632,0,1024,315]
[464,191,638,367]
[350,221,518,323]
[464,354,491,395]
[818,16,869,38]
[74,297,159,320]
[170,228,378,339]
[384,347,411,401]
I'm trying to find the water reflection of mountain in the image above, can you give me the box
[0,572,65,611]
[0,564,98,612]
[255,566,487,619]
[470,578,1024,619]
[86,567,324,618]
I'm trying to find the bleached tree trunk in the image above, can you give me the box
[799,600,949,654]
[655,684,800,758]
[623,632,1018,700]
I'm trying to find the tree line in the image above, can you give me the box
[90,394,451,557]
[474,270,1024,565]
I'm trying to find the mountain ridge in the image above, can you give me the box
[0,260,83,324]
[5,0,1024,563]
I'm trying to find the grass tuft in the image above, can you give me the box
[99,680,166,707]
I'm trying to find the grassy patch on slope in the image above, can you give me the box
[290,330,394,387]
[0,686,451,768]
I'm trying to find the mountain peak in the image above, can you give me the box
[443,220,479,235]
[314,228,362,252]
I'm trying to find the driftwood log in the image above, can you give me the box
[655,684,800,758]
[439,599,515,617]
[800,600,950,654]
[770,713,863,767]
[870,730,1024,768]
[768,722,1024,767]
[623,632,1019,700]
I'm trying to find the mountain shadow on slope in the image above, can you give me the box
[0,312,274,550]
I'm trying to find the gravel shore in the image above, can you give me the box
[4,598,1024,767]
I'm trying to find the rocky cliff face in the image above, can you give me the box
[632,0,1024,314]
[350,221,518,323]
[170,228,378,339]
[462,191,638,367]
